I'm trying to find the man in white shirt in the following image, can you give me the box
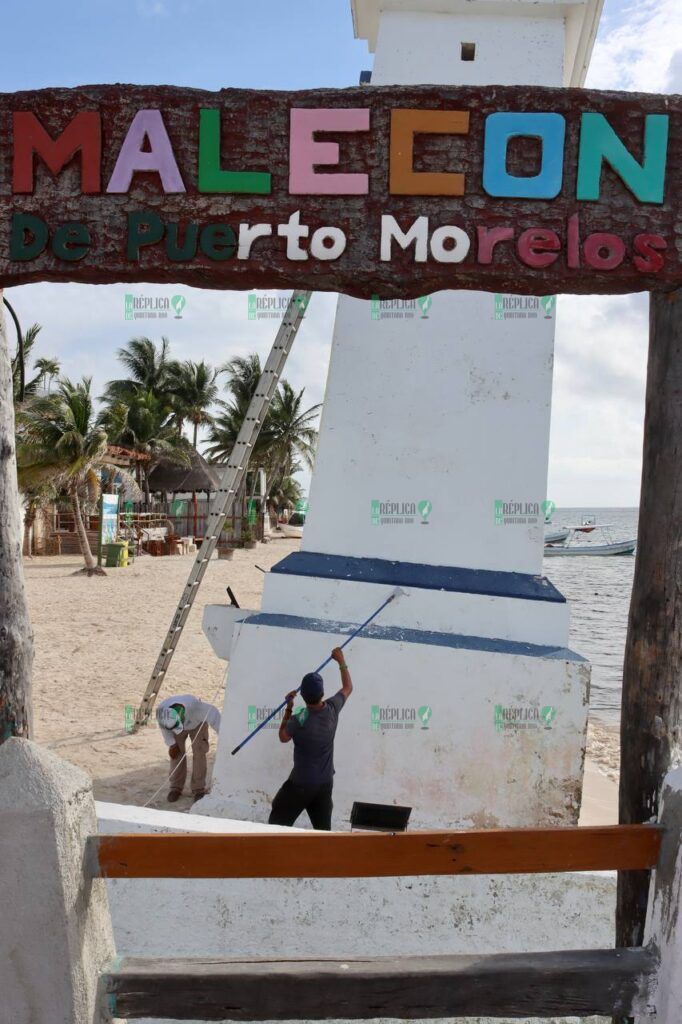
[156,694,221,804]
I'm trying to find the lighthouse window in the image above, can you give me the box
[461,42,476,61]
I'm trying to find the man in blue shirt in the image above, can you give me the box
[268,647,353,830]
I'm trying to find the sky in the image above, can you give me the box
[2,0,680,506]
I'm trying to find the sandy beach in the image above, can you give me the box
[24,539,620,823]
[25,538,300,813]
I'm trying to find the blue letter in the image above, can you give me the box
[483,112,565,199]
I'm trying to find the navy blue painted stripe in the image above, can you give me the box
[246,612,585,662]
[271,551,565,604]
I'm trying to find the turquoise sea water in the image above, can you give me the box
[542,507,638,725]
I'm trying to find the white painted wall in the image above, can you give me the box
[303,291,557,576]
[0,740,115,1024]
[99,801,614,1024]
[206,571,570,653]
[371,9,565,85]
[200,618,588,828]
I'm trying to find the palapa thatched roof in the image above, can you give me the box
[147,448,220,494]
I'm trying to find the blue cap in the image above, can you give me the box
[300,672,324,703]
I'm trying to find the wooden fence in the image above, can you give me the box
[92,820,677,1021]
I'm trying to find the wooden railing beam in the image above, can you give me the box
[93,825,662,879]
[104,947,657,1020]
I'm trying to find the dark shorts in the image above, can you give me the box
[268,779,334,831]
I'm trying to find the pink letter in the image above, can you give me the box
[289,108,369,195]
[107,109,185,194]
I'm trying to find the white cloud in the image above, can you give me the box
[541,0,679,507]
[587,0,682,92]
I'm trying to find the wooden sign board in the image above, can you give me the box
[0,83,679,297]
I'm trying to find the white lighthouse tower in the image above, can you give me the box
[200,0,603,828]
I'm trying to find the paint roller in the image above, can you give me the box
[230,586,406,755]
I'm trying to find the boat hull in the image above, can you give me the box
[544,539,636,556]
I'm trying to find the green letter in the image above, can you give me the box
[10,213,48,261]
[199,223,237,260]
[53,222,91,261]
[577,112,669,204]
[127,210,164,260]
[198,109,271,195]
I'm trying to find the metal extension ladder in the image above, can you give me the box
[133,291,312,730]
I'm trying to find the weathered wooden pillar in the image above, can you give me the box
[618,288,682,952]
[0,291,34,743]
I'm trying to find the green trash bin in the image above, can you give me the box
[105,542,126,567]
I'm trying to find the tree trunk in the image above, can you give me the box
[23,501,37,557]
[617,289,682,964]
[0,291,34,744]
[71,491,105,576]
[193,422,198,449]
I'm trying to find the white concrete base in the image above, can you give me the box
[99,800,613,1024]
[0,739,115,1024]
[198,613,589,828]
[204,569,571,654]
[642,767,682,1023]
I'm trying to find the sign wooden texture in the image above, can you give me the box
[0,84,679,296]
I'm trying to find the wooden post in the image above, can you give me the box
[642,766,682,1022]
[0,291,34,744]
[618,288,682,953]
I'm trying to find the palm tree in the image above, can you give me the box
[99,390,191,503]
[33,358,60,394]
[204,353,276,462]
[205,355,319,539]
[205,355,320,479]
[221,353,263,408]
[103,336,172,404]
[12,324,61,403]
[17,377,132,576]
[19,477,57,557]
[167,359,222,447]
[268,472,303,517]
[267,380,320,489]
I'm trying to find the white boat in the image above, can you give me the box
[544,527,569,544]
[279,511,306,538]
[544,523,635,557]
